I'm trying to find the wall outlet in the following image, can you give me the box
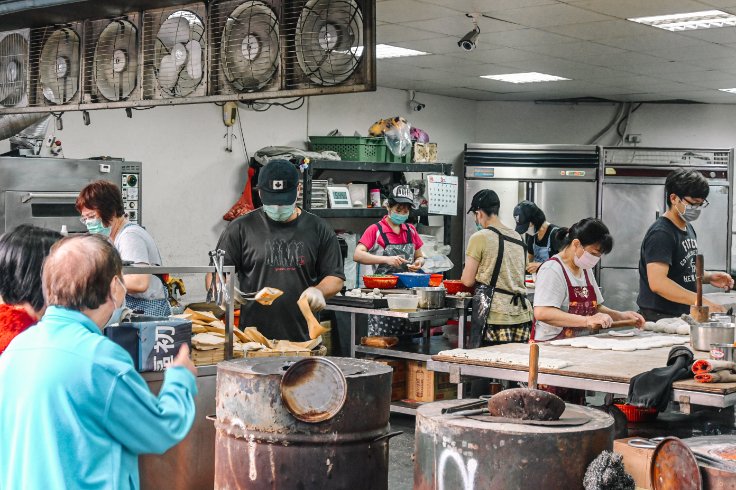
[625,134,642,144]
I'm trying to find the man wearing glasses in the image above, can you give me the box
[638,168,734,321]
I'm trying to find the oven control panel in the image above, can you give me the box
[120,163,141,224]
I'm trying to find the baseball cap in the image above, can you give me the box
[389,185,414,205]
[257,160,300,205]
[467,189,500,214]
[513,200,537,233]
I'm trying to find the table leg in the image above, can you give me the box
[350,313,356,358]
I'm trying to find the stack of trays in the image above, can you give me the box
[310,180,329,209]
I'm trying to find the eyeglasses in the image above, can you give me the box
[681,197,709,209]
[79,215,97,224]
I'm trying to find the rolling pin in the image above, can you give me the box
[690,254,709,323]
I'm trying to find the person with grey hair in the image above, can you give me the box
[0,235,197,490]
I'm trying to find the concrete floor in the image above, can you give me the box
[388,414,417,490]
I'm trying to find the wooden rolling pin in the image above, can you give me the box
[690,254,709,323]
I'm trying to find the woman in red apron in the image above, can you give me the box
[532,218,644,342]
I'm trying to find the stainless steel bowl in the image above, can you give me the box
[414,287,446,309]
[690,322,736,351]
[710,343,736,362]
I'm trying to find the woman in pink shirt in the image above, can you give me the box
[354,185,426,336]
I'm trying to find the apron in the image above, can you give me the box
[533,226,557,263]
[368,222,417,336]
[469,227,529,348]
[544,256,598,341]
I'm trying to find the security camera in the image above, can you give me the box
[458,27,480,51]
[409,100,426,112]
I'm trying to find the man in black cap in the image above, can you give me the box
[461,189,531,347]
[513,200,560,273]
[216,160,345,341]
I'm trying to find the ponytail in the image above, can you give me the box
[555,218,613,254]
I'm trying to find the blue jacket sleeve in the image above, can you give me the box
[102,350,198,455]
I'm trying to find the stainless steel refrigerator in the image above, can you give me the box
[599,147,733,312]
[463,144,599,252]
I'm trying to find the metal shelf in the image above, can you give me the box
[310,160,447,173]
[390,400,426,415]
[309,208,430,218]
[325,304,457,321]
[355,336,456,362]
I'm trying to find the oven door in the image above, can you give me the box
[5,191,85,234]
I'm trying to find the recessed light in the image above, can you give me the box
[480,72,571,84]
[376,44,430,59]
[628,10,736,31]
[718,88,736,93]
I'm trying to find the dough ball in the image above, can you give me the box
[644,322,657,331]
[663,324,679,334]
[676,324,690,336]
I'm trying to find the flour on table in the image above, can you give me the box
[437,347,572,369]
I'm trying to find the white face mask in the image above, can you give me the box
[105,277,128,327]
[573,248,600,270]
[526,224,536,236]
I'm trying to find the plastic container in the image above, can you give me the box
[394,272,431,288]
[429,274,443,287]
[309,136,387,162]
[443,280,473,295]
[363,275,398,289]
[384,149,412,164]
[386,294,419,312]
[613,400,658,423]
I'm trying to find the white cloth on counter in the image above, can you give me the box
[438,347,572,370]
[533,257,604,341]
[549,333,688,350]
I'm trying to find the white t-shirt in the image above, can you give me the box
[533,255,604,341]
[114,224,166,301]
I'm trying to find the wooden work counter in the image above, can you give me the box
[429,342,736,410]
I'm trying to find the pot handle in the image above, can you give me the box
[372,430,404,443]
[206,414,216,422]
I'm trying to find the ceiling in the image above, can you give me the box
[376,0,736,103]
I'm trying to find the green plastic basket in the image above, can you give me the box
[384,148,412,163]
[309,136,387,162]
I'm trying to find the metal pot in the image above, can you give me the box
[691,322,736,351]
[414,287,446,309]
[710,343,736,362]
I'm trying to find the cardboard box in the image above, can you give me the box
[406,360,457,403]
[105,315,192,372]
[613,437,655,490]
[375,358,407,401]
[413,142,438,163]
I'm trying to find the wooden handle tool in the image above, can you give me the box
[690,254,710,322]
[528,343,539,391]
[297,295,330,340]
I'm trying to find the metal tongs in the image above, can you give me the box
[207,249,230,306]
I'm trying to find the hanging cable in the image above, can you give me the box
[237,106,250,163]
[586,102,626,145]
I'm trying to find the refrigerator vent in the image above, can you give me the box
[603,148,731,167]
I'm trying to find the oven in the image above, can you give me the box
[0,157,142,235]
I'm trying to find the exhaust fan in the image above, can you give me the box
[85,17,139,102]
[212,0,281,94]
[143,4,207,98]
[0,29,30,108]
[38,26,81,104]
[289,0,365,87]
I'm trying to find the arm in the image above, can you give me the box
[315,275,343,299]
[407,248,426,272]
[123,272,150,293]
[461,255,479,287]
[598,305,645,327]
[534,306,613,329]
[705,270,735,289]
[647,263,726,313]
[353,243,392,266]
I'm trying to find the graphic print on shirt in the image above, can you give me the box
[266,239,306,271]
[679,236,698,284]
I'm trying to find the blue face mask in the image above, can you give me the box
[264,203,296,222]
[389,212,409,224]
[106,277,127,327]
[475,222,483,231]
[85,218,111,237]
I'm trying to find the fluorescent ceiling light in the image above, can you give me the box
[376,44,429,59]
[481,72,571,84]
[718,88,736,93]
[628,10,736,31]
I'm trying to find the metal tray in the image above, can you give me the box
[327,296,389,308]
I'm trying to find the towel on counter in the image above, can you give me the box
[695,371,736,383]
[627,346,694,411]
[692,359,736,375]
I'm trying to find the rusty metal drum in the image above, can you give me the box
[214,357,394,489]
[414,399,614,490]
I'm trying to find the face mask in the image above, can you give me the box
[390,212,409,224]
[264,203,296,222]
[85,218,111,237]
[574,249,601,270]
[526,224,536,236]
[677,199,702,222]
[475,222,483,232]
[106,277,127,327]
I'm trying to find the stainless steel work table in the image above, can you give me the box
[428,342,736,411]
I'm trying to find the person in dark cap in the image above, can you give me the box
[215,160,345,341]
[461,189,531,347]
[513,200,561,274]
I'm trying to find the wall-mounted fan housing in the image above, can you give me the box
[210,0,282,95]
[142,3,207,99]
[32,25,82,105]
[0,29,30,108]
[285,0,372,90]
[83,15,140,103]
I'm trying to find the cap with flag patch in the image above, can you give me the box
[257,159,300,205]
[389,185,414,205]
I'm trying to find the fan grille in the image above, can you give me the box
[0,30,29,108]
[83,16,140,103]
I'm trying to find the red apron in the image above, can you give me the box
[547,256,598,341]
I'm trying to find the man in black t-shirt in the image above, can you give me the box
[216,160,345,341]
[637,168,733,321]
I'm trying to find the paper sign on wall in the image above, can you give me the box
[427,174,458,216]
